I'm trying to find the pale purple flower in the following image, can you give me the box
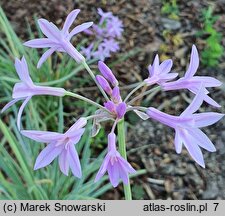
[21,117,87,177]
[97,8,113,25]
[106,16,123,38]
[147,88,224,168]
[144,54,178,86]
[101,38,120,53]
[163,45,222,107]
[24,9,93,68]
[92,44,110,61]
[98,61,118,86]
[1,57,66,130]
[80,43,94,60]
[95,132,136,187]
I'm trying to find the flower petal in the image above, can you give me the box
[66,117,87,134]
[181,86,204,116]
[187,128,216,152]
[159,59,173,74]
[38,19,61,41]
[193,112,224,128]
[181,129,205,168]
[68,144,82,178]
[185,45,199,78]
[21,130,63,143]
[59,150,69,176]
[193,76,222,87]
[37,47,56,68]
[1,98,21,113]
[62,9,80,33]
[174,129,183,153]
[68,22,93,40]
[15,57,33,87]
[17,96,31,130]
[203,94,221,108]
[108,162,120,187]
[34,142,63,170]
[24,38,56,48]
[95,154,110,182]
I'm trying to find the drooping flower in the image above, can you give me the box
[163,45,222,107]
[144,54,178,86]
[24,9,93,68]
[95,133,136,187]
[21,117,87,177]
[1,57,66,130]
[146,88,224,167]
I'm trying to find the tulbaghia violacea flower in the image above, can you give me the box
[106,16,123,38]
[163,45,222,107]
[24,9,93,68]
[101,38,120,54]
[144,54,178,86]
[147,89,224,168]
[1,57,66,130]
[95,133,136,187]
[97,8,113,25]
[21,117,87,177]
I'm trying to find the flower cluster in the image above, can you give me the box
[1,9,224,190]
[81,8,123,61]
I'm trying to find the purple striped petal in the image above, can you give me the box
[1,98,22,113]
[187,128,216,152]
[193,76,222,87]
[59,150,69,175]
[174,129,183,154]
[159,59,173,74]
[17,96,31,130]
[95,154,110,182]
[193,112,224,128]
[15,57,33,87]
[66,117,87,133]
[108,162,120,187]
[21,130,63,143]
[62,9,80,33]
[37,47,56,68]
[181,86,204,116]
[38,19,61,41]
[68,144,82,178]
[68,22,93,40]
[180,129,205,168]
[203,94,221,108]
[34,142,63,170]
[24,38,56,48]
[185,45,199,78]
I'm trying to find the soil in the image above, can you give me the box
[1,0,225,199]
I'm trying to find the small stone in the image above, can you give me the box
[161,18,181,30]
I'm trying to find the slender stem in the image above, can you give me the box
[117,118,132,200]
[128,86,161,105]
[82,61,110,101]
[124,82,146,102]
[65,91,105,110]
